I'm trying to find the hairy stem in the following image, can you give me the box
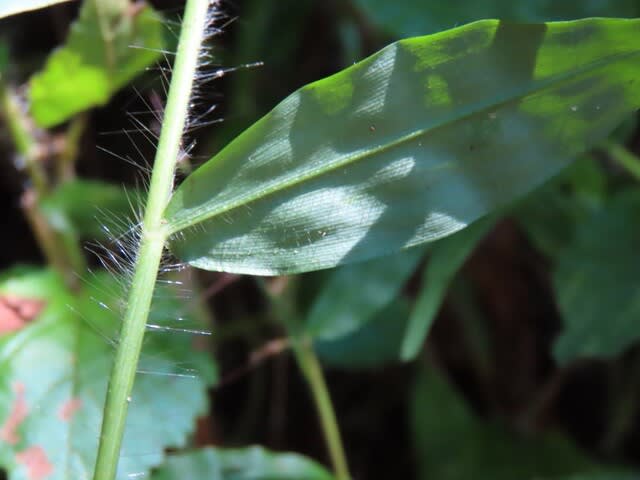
[293,338,351,480]
[92,0,210,478]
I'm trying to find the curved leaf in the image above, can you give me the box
[0,0,74,20]
[0,269,216,480]
[29,0,164,127]
[165,18,640,275]
[151,446,335,480]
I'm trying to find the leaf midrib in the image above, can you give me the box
[166,48,639,234]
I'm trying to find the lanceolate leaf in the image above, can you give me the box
[0,0,75,20]
[316,299,411,369]
[412,366,625,479]
[0,269,216,480]
[400,215,496,360]
[305,248,424,340]
[29,0,163,127]
[165,18,640,276]
[151,447,335,480]
[553,191,640,364]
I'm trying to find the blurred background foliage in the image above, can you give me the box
[1,1,640,479]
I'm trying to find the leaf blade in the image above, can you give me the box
[165,18,640,275]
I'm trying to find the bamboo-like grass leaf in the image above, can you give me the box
[165,18,640,276]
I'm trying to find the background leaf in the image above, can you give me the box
[165,18,640,275]
[353,0,640,38]
[40,180,139,240]
[315,299,410,369]
[305,248,423,340]
[151,446,335,480]
[553,191,640,364]
[412,365,627,479]
[0,268,216,480]
[400,216,495,360]
[28,0,164,127]
[0,0,75,20]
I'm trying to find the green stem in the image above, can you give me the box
[1,77,85,288]
[92,1,210,479]
[0,80,48,195]
[293,338,351,480]
[57,112,88,182]
[604,141,640,182]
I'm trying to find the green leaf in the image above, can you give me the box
[553,191,640,364]
[315,299,410,369]
[412,366,618,479]
[40,180,139,240]
[151,446,335,480]
[353,0,639,37]
[400,215,495,360]
[0,268,216,480]
[165,18,640,276]
[305,248,424,340]
[29,0,164,127]
[516,157,607,259]
[0,0,74,19]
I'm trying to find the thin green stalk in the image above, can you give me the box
[92,1,210,479]
[257,278,351,480]
[0,80,48,195]
[1,77,84,288]
[605,141,640,182]
[293,338,351,480]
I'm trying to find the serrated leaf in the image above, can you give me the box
[306,248,424,340]
[0,268,216,480]
[400,215,495,360]
[40,180,140,240]
[553,191,640,364]
[29,0,164,127]
[315,299,410,369]
[151,446,335,480]
[0,0,75,19]
[412,366,622,479]
[165,18,640,276]
[353,0,639,38]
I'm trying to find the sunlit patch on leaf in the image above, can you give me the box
[165,18,640,276]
